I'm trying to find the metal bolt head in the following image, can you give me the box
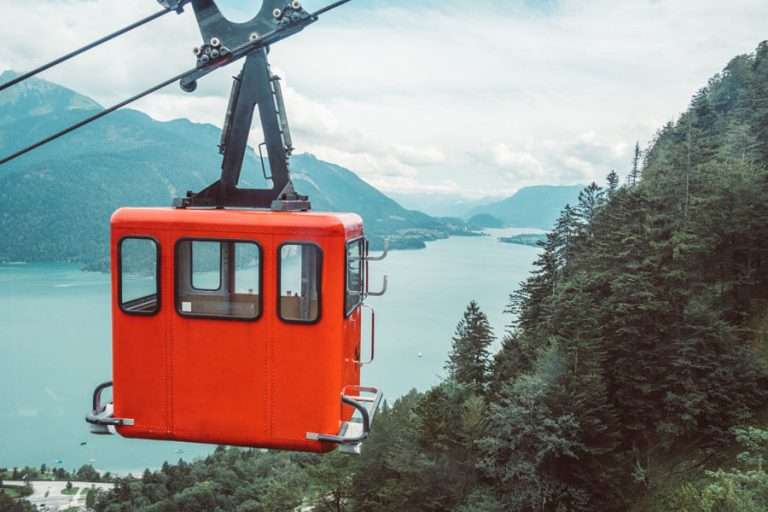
[192,46,200,56]
[211,49,220,59]
[210,37,221,48]
[291,0,301,9]
[249,33,259,42]
[273,8,282,18]
[180,80,197,93]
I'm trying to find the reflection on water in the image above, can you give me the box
[0,230,540,472]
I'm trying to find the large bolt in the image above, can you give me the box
[273,8,282,18]
[181,80,197,93]
[291,0,301,9]
[210,37,221,48]
[211,49,220,59]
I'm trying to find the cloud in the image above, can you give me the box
[1,0,767,197]
[490,145,546,180]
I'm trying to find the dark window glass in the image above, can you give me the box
[279,244,321,323]
[345,239,364,315]
[176,240,261,320]
[119,238,159,315]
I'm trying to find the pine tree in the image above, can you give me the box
[606,170,620,196]
[478,372,586,511]
[752,41,768,162]
[553,204,579,272]
[572,182,606,253]
[446,301,495,391]
[489,334,530,396]
[628,142,642,187]
[511,231,560,335]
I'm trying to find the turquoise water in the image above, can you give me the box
[0,229,539,473]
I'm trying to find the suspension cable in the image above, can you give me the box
[312,0,353,17]
[0,0,353,166]
[0,3,187,93]
[0,67,197,166]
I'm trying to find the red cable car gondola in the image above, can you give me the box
[88,207,384,453]
[0,0,391,453]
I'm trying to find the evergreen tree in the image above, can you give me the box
[489,334,530,396]
[628,142,643,187]
[752,41,768,162]
[606,170,620,196]
[478,370,585,511]
[572,182,605,252]
[552,204,579,273]
[446,301,495,391]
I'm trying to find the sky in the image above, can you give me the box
[1,0,767,198]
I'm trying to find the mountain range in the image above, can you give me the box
[466,185,584,229]
[0,70,586,267]
[392,185,586,229]
[0,71,484,267]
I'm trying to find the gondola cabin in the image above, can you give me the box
[87,207,383,454]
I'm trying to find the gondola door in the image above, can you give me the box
[169,233,271,446]
[112,231,170,440]
[270,237,338,451]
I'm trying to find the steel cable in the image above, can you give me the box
[0,4,185,93]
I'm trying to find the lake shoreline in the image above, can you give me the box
[2,230,492,273]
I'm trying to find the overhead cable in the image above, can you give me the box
[0,3,186,93]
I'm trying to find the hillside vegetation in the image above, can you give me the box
[80,41,768,512]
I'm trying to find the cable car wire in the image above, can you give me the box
[0,3,187,93]
[312,0,353,17]
[0,68,195,166]
[0,0,352,167]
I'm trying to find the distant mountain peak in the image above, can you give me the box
[0,70,101,124]
[468,184,585,230]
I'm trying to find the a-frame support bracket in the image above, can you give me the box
[174,49,309,210]
[173,0,314,210]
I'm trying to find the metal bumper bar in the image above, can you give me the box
[306,386,382,454]
[85,381,134,434]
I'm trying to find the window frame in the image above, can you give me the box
[117,236,161,317]
[344,237,365,317]
[277,241,323,325]
[174,237,264,322]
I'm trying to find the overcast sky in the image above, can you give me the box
[1,0,766,197]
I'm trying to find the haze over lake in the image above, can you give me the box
[0,229,540,473]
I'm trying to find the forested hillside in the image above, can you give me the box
[87,42,768,512]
